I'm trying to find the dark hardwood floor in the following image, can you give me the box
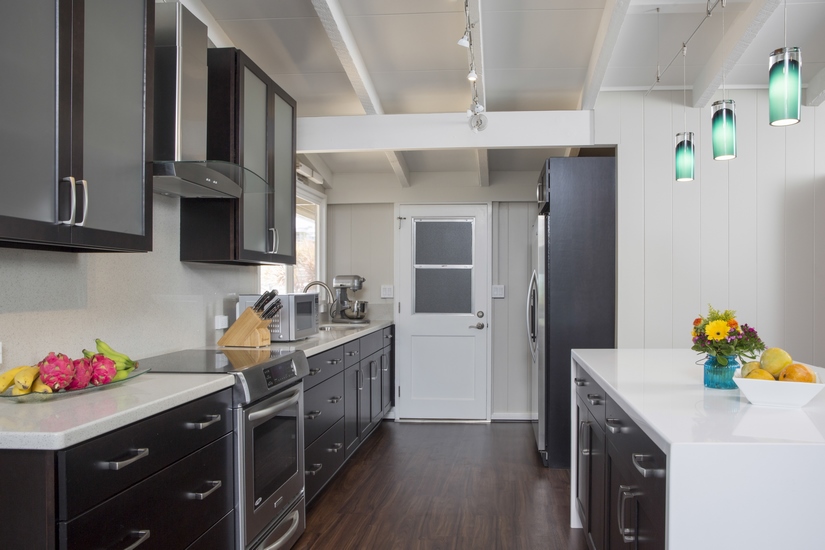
[294,421,588,550]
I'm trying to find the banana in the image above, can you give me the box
[95,339,138,370]
[112,366,135,382]
[0,366,29,393]
[14,366,41,391]
[31,374,52,394]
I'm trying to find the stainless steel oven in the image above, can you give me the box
[138,348,309,550]
[236,381,305,549]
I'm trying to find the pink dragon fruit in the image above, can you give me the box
[90,354,116,386]
[38,352,75,391]
[67,357,93,390]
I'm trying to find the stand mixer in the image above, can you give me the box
[331,275,369,324]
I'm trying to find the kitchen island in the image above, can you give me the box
[571,348,825,550]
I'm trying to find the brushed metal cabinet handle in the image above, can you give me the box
[187,480,222,500]
[102,448,149,470]
[605,418,624,434]
[632,453,666,478]
[186,414,221,430]
[119,530,151,550]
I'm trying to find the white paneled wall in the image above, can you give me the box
[597,90,825,365]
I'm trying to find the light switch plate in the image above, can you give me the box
[381,285,394,298]
[215,315,229,330]
[492,284,505,298]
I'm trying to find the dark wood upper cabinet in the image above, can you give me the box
[180,48,296,266]
[0,0,153,253]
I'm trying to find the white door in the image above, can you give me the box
[396,204,489,420]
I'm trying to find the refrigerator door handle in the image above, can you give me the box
[526,270,538,363]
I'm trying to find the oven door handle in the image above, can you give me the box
[248,388,301,423]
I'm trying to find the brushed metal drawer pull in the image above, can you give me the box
[103,448,149,470]
[120,529,151,550]
[305,410,322,420]
[326,442,344,453]
[328,396,342,403]
[187,480,222,500]
[579,420,591,456]
[632,453,666,478]
[605,418,624,434]
[574,377,587,387]
[346,350,359,356]
[618,485,640,543]
[309,368,322,376]
[263,509,301,550]
[327,359,340,365]
[587,393,603,406]
[306,463,323,476]
[186,414,221,430]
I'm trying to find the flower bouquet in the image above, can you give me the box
[691,305,766,389]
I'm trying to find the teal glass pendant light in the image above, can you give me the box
[769,47,800,125]
[711,99,737,160]
[768,1,801,126]
[675,132,695,181]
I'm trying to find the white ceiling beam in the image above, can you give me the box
[302,154,334,189]
[297,111,595,153]
[579,0,631,110]
[311,0,409,187]
[806,67,825,107]
[386,152,411,188]
[691,0,780,108]
[477,149,489,187]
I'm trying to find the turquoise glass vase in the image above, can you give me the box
[704,355,740,389]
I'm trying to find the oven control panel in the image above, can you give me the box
[263,361,298,389]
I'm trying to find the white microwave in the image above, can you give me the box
[237,293,319,341]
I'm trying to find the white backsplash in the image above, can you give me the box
[0,195,259,370]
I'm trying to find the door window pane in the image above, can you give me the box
[415,220,473,265]
[414,269,472,313]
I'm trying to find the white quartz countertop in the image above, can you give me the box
[0,373,234,450]
[266,320,392,357]
[572,348,825,453]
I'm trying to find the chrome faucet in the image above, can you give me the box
[302,280,334,311]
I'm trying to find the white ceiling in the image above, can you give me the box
[183,0,825,184]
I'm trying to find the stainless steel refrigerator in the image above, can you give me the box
[527,156,616,468]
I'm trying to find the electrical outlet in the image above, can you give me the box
[492,285,505,298]
[215,315,229,330]
[381,285,394,299]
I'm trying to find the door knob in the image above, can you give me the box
[469,322,485,330]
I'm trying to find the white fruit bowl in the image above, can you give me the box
[733,371,824,408]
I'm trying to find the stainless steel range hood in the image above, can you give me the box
[153,2,243,199]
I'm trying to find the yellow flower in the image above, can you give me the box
[705,320,730,341]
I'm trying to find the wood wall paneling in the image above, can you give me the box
[643,91,675,347]
[670,90,702,346]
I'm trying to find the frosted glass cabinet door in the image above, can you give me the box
[76,0,148,240]
[0,0,64,244]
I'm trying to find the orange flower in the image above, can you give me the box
[693,317,702,327]
[727,319,739,329]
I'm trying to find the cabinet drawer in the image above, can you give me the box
[382,326,394,349]
[60,433,234,550]
[305,346,344,390]
[343,339,361,369]
[360,329,384,359]
[304,371,345,446]
[57,388,232,520]
[574,363,606,429]
[304,417,346,503]
[605,395,666,529]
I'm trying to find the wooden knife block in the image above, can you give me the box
[217,307,271,347]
